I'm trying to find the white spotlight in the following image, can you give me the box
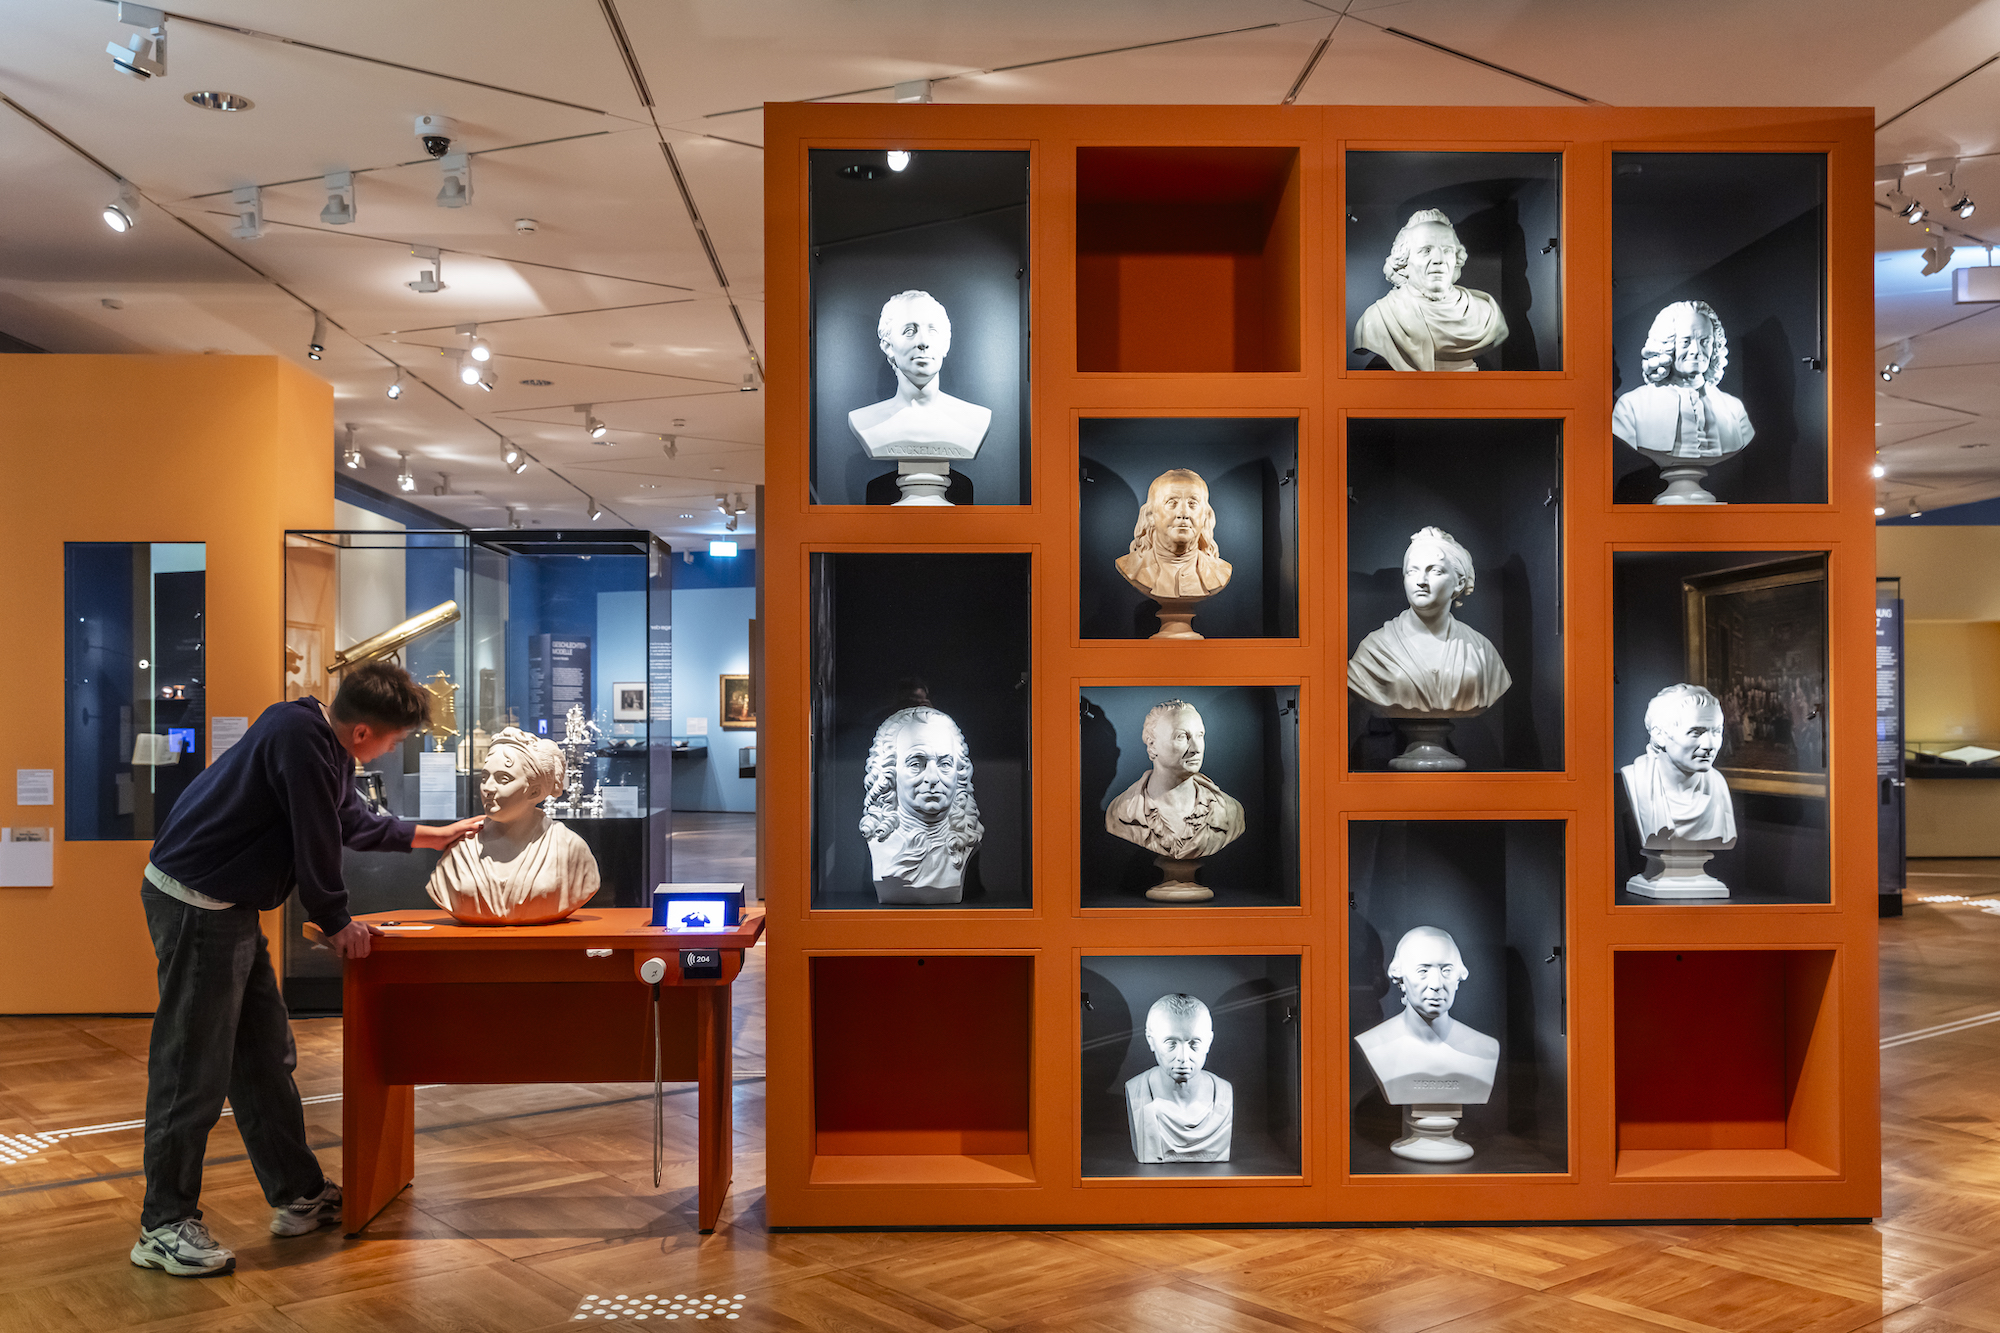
[396,452,417,493]
[506,505,522,529]
[437,153,472,208]
[341,423,364,469]
[108,4,167,79]
[1954,193,1976,219]
[458,353,480,386]
[386,370,405,400]
[579,405,608,440]
[229,185,263,240]
[407,245,444,293]
[307,310,327,361]
[886,150,911,172]
[1922,238,1956,277]
[893,79,932,103]
[587,498,603,522]
[740,372,759,392]
[432,472,451,497]
[1872,462,1886,478]
[320,170,356,225]
[501,440,527,474]
[1875,506,1887,516]
[102,179,141,233]
[661,434,678,459]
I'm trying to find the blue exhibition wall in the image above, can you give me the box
[671,573,757,813]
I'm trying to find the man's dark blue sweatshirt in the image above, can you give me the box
[148,697,413,936]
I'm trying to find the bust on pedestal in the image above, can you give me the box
[847,290,992,505]
[1125,993,1233,1162]
[1347,526,1512,770]
[1105,699,1246,901]
[1114,469,1233,640]
[1612,301,1754,505]
[425,727,601,926]
[859,706,984,904]
[1622,683,1737,898]
[1353,926,1499,1162]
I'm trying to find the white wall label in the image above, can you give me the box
[15,770,53,806]
[211,717,249,759]
[687,717,709,736]
[418,752,457,821]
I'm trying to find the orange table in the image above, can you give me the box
[323,908,765,1235]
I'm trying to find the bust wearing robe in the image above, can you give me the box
[1623,684,1738,850]
[1355,210,1509,372]
[1613,301,1754,462]
[1115,469,1233,603]
[1348,527,1512,715]
[859,706,984,905]
[1125,993,1233,1162]
[1353,926,1499,1107]
[1106,700,1246,862]
[846,290,992,460]
[425,727,600,926]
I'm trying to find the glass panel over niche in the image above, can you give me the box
[1347,419,1564,773]
[64,543,207,841]
[1080,953,1302,1178]
[809,149,1030,507]
[1078,417,1299,641]
[1345,151,1563,373]
[1613,551,1829,906]
[810,553,1032,910]
[1613,153,1827,505]
[1079,684,1300,908]
[1349,819,1568,1176]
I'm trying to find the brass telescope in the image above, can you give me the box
[326,599,461,673]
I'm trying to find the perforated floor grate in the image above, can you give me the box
[571,1294,748,1321]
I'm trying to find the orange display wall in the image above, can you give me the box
[762,105,1878,1226]
[0,355,332,1014]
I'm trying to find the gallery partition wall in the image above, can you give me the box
[761,104,1878,1227]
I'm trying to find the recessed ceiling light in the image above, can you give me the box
[184,90,253,112]
[519,378,552,386]
[679,513,694,518]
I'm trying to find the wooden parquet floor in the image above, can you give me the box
[6,872,2000,1333]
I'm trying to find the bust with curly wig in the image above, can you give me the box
[1354,209,1509,372]
[1114,468,1233,638]
[425,726,600,925]
[1613,300,1754,478]
[859,706,984,904]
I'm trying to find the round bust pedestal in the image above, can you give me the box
[1391,1103,1474,1162]
[1388,718,1464,771]
[1147,855,1213,902]
[892,460,954,506]
[1149,597,1205,641]
[1637,449,1723,505]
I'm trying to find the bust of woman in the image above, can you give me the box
[1347,526,1512,716]
[425,726,601,926]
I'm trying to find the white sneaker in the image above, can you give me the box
[130,1217,235,1277]
[270,1178,342,1237]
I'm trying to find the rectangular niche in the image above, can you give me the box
[1076,146,1301,373]
[1080,684,1300,908]
[1613,949,1839,1179]
[1613,153,1827,505]
[810,553,1031,910]
[1346,419,1563,773]
[1348,820,1567,1176]
[1079,417,1299,641]
[1613,552,1828,906]
[808,149,1030,506]
[1080,953,1302,1179]
[811,955,1034,1185]
[1345,151,1562,373]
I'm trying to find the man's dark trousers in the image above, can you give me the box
[139,880,323,1230]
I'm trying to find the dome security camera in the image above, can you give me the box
[415,114,456,158]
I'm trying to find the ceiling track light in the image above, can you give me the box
[229,184,264,241]
[740,372,759,392]
[386,369,405,399]
[506,505,522,530]
[579,405,608,441]
[587,498,603,522]
[886,150,912,172]
[501,439,527,474]
[307,309,327,361]
[102,179,141,233]
[432,472,451,497]
[396,452,417,493]
[340,423,364,470]
[457,322,491,362]
[661,434,678,459]
[407,245,444,293]
[1922,238,1957,277]
[321,169,356,225]
[437,153,472,209]
[1872,462,1887,478]
[1953,193,1977,219]
[108,3,166,79]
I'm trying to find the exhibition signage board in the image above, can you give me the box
[760,103,1879,1228]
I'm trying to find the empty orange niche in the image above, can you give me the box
[1613,949,1840,1178]
[1076,146,1302,373]
[811,955,1032,1157]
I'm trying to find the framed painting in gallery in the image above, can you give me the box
[807,148,1031,507]
[720,674,755,730]
[1344,151,1563,374]
[1079,953,1303,1179]
[1683,555,1827,797]
[613,681,647,722]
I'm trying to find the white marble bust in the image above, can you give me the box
[1125,993,1233,1163]
[1354,926,1499,1162]
[1613,301,1754,464]
[1623,684,1738,898]
[847,290,992,461]
[1115,470,1233,640]
[1355,209,1509,372]
[425,726,601,926]
[859,706,984,905]
[1348,526,1513,716]
[1106,699,1246,861]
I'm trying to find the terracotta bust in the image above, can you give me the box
[1115,468,1233,639]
